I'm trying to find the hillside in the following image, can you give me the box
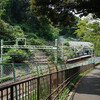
[0,0,78,63]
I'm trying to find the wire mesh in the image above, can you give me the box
[0,57,94,88]
[0,61,95,100]
[14,63,36,81]
[39,75,50,100]
[0,64,14,87]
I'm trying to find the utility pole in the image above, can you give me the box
[1,40,3,77]
[61,42,64,59]
[55,39,58,64]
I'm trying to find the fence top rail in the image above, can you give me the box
[0,63,49,65]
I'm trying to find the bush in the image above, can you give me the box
[64,42,69,46]
[48,55,55,61]
[3,56,12,63]
[0,19,25,40]
[29,38,45,45]
[5,49,29,63]
[19,24,32,32]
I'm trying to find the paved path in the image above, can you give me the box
[73,65,100,100]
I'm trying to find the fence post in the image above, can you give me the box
[37,78,40,100]
[36,63,39,77]
[55,39,58,64]
[49,74,52,100]
[12,63,18,100]
[48,64,51,74]
[1,40,3,77]
[11,86,14,100]
[12,63,16,82]
[57,72,59,87]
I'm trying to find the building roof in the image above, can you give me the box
[68,41,93,48]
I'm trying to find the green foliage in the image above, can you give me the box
[3,56,12,63]
[39,86,49,99]
[60,26,77,36]
[37,24,60,41]
[4,49,29,63]
[27,36,46,45]
[75,14,100,56]
[0,76,13,83]
[64,42,69,46]
[65,49,76,59]
[0,0,61,63]
[19,24,32,32]
[30,0,76,26]
[0,19,25,40]
[0,0,9,18]
[31,0,100,26]
[58,56,64,64]
[64,45,76,59]
[48,55,55,61]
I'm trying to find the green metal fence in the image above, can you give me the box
[66,58,94,69]
[0,58,94,87]
[0,63,15,87]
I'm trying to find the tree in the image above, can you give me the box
[0,19,25,40]
[75,14,100,56]
[30,0,100,26]
[30,0,76,26]
[0,0,9,18]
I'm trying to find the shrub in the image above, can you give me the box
[64,42,69,46]
[48,55,55,61]
[3,56,12,63]
[0,19,25,40]
[5,49,29,63]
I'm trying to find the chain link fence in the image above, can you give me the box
[0,63,14,87]
[0,58,94,87]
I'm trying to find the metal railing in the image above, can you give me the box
[0,62,94,100]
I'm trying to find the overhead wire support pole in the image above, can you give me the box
[2,38,58,67]
[55,39,58,64]
[1,40,3,77]
[61,42,64,59]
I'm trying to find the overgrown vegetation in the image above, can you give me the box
[75,14,100,56]
[3,49,29,63]
[0,0,60,63]
[63,42,77,60]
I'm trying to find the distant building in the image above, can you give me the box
[68,41,94,56]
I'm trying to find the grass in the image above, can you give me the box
[58,68,94,100]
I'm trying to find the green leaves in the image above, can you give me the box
[5,49,29,63]
[75,14,100,56]
[0,19,25,40]
[30,0,76,26]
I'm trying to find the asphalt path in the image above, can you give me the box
[73,65,100,100]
